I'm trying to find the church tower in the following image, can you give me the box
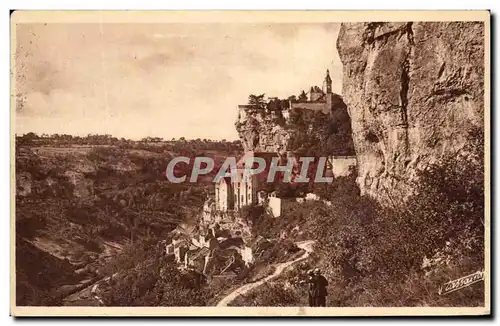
[325,69,333,113]
[324,69,332,94]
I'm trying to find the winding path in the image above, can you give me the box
[216,240,315,307]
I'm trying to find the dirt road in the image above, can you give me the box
[216,240,315,307]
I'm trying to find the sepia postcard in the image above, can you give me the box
[10,10,490,317]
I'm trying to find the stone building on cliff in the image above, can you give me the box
[237,69,335,120]
[289,69,334,115]
[214,151,280,212]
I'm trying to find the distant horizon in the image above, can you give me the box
[15,22,342,140]
[14,132,242,142]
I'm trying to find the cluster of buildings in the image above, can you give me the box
[289,69,335,115]
[213,151,280,213]
[238,69,336,121]
[160,69,357,278]
[161,223,265,278]
[207,152,356,219]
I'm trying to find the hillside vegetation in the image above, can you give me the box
[235,126,485,307]
[15,136,239,306]
[15,126,484,307]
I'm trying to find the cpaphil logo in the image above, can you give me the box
[438,269,485,295]
[164,155,333,184]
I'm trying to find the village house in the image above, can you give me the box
[265,191,303,218]
[166,224,246,276]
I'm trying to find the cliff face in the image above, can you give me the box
[235,98,355,157]
[235,110,290,155]
[337,22,484,199]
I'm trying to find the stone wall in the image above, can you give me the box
[290,102,330,114]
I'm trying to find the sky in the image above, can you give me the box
[15,23,342,141]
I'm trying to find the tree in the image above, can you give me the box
[24,132,39,140]
[267,98,283,111]
[248,94,266,109]
[298,90,308,102]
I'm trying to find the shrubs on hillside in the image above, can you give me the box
[311,168,359,200]
[99,241,212,306]
[311,126,485,306]
[258,239,301,264]
[404,126,484,268]
[288,107,355,157]
[15,144,211,306]
[241,126,484,307]
[230,281,301,307]
[239,204,265,225]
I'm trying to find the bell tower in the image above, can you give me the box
[324,69,332,94]
[325,69,333,113]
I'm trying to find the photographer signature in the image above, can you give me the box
[438,269,485,295]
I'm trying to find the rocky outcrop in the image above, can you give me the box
[64,170,94,198]
[337,22,484,199]
[235,110,290,155]
[235,102,355,157]
[16,172,33,197]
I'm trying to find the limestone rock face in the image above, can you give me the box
[235,102,355,157]
[64,170,94,198]
[235,110,290,155]
[336,22,485,199]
